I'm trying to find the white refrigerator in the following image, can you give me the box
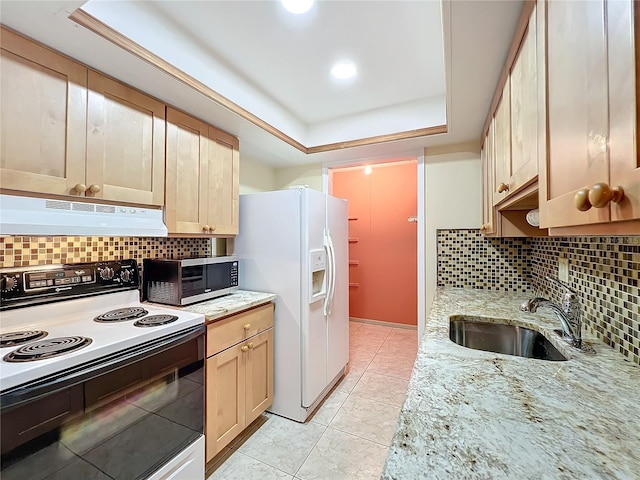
[232,187,349,422]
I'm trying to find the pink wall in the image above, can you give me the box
[332,162,417,326]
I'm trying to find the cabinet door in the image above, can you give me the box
[206,344,245,462]
[540,0,609,227]
[206,127,239,236]
[481,123,499,235]
[608,0,640,222]
[492,81,511,205]
[165,108,209,234]
[509,8,538,192]
[244,328,274,426]
[86,70,165,206]
[0,28,86,196]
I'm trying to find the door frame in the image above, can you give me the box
[322,153,426,337]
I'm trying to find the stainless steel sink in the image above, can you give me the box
[449,316,567,361]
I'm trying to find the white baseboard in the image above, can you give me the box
[349,317,417,330]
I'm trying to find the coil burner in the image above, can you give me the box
[134,315,179,327]
[94,307,148,323]
[0,331,48,348]
[3,336,92,362]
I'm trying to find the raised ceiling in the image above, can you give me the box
[0,0,523,167]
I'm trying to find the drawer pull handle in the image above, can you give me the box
[243,323,251,330]
[241,345,249,353]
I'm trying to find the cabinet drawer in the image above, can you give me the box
[206,303,274,357]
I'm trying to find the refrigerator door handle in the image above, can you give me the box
[326,230,337,315]
[323,230,333,316]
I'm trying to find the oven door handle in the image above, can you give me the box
[0,325,205,411]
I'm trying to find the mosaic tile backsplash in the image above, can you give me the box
[437,229,532,292]
[0,236,211,271]
[437,229,640,365]
[530,236,639,365]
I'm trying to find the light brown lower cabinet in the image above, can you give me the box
[205,304,274,462]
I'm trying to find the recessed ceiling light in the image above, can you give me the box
[281,0,314,15]
[364,165,372,175]
[331,61,357,80]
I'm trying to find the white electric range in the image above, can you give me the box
[0,260,206,480]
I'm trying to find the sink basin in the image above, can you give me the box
[449,316,567,361]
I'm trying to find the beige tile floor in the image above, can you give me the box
[207,321,418,480]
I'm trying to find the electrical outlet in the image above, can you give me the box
[558,257,569,283]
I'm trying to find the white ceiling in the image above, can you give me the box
[0,0,523,168]
[142,1,446,124]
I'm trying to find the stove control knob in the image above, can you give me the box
[1,276,17,292]
[120,269,132,282]
[99,267,115,280]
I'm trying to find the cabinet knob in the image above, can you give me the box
[243,323,251,330]
[241,345,249,353]
[247,342,254,349]
[72,183,87,195]
[87,184,101,194]
[574,188,592,211]
[574,184,625,211]
[209,225,216,232]
[588,183,624,208]
[496,183,509,193]
[480,224,487,232]
[203,225,211,233]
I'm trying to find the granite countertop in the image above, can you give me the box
[383,288,640,480]
[179,290,276,322]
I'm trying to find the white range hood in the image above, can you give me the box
[0,194,168,237]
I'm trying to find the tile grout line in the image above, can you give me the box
[321,424,397,449]
[292,422,331,478]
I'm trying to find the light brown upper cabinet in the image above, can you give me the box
[86,71,165,206]
[492,81,512,205]
[165,108,209,234]
[492,6,539,207]
[607,0,640,224]
[480,2,547,237]
[207,129,239,236]
[540,0,640,231]
[0,28,87,196]
[481,123,499,236]
[165,108,239,236]
[508,7,538,195]
[0,28,165,207]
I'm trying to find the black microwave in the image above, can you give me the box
[143,256,238,306]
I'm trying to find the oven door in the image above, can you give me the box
[0,326,205,480]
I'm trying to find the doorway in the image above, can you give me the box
[329,160,418,327]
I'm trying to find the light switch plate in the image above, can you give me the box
[558,257,569,283]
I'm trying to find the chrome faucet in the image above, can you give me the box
[520,277,582,348]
